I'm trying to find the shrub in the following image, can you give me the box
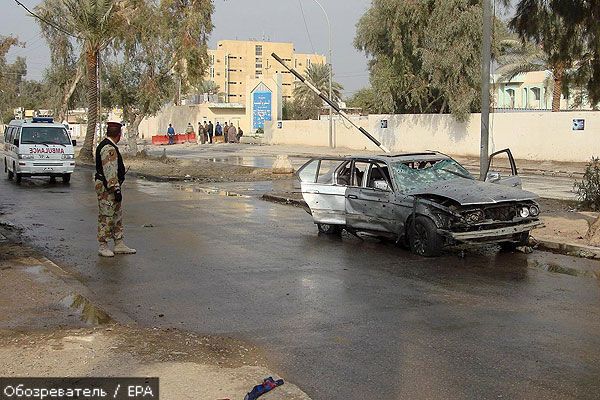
[574,157,600,210]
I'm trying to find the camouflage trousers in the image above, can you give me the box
[95,180,123,243]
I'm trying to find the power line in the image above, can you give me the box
[298,0,316,54]
[12,0,80,39]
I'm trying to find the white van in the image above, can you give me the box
[3,117,76,184]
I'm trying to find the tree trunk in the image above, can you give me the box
[78,48,98,162]
[126,113,144,155]
[552,64,564,112]
[57,62,84,122]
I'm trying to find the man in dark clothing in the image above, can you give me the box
[167,123,175,145]
[208,121,214,143]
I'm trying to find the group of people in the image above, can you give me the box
[167,121,243,145]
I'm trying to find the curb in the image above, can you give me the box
[534,238,600,259]
[261,193,600,260]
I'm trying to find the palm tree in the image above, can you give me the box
[37,0,122,161]
[293,63,343,119]
[509,1,586,112]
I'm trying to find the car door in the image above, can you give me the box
[297,158,349,225]
[485,148,522,188]
[345,160,399,233]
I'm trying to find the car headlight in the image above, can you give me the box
[519,207,530,218]
[62,154,74,160]
[18,154,34,160]
[529,205,540,217]
[464,209,485,223]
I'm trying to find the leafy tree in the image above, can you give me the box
[509,1,588,111]
[509,0,600,110]
[355,0,506,121]
[102,0,213,153]
[291,63,343,120]
[36,0,124,161]
[346,87,376,114]
[0,36,27,123]
[35,0,85,122]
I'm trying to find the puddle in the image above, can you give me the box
[59,293,113,325]
[528,259,600,279]
[175,185,251,198]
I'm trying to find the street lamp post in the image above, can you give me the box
[310,0,333,148]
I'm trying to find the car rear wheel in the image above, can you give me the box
[6,161,13,180]
[15,173,22,184]
[62,173,71,183]
[409,216,443,257]
[317,223,342,235]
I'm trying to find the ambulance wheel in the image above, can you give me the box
[62,173,71,183]
[15,173,22,184]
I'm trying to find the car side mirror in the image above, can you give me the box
[486,171,501,182]
[373,180,390,191]
[13,138,19,147]
[72,139,77,146]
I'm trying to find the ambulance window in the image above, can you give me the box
[21,127,70,145]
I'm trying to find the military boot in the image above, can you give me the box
[114,239,137,254]
[98,242,114,257]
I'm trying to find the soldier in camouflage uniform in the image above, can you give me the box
[95,122,136,257]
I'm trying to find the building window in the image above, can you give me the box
[307,58,311,68]
[255,45,262,56]
[209,55,215,65]
[506,89,515,108]
[210,67,214,79]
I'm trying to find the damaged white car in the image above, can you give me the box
[297,149,543,257]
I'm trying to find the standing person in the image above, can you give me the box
[203,121,209,143]
[167,123,175,145]
[227,123,237,143]
[215,122,222,143]
[236,126,244,142]
[208,120,214,144]
[186,122,194,135]
[95,122,136,257]
[198,122,206,144]
[223,122,229,143]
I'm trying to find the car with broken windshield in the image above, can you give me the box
[297,150,543,257]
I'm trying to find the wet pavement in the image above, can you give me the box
[1,170,599,399]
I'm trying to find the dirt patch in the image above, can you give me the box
[79,150,293,183]
[538,197,581,213]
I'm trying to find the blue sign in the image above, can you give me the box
[252,91,272,130]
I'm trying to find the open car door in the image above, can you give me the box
[485,148,522,188]
[296,158,349,225]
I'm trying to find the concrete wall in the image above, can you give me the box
[139,104,248,139]
[264,111,600,162]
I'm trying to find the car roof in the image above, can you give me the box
[352,152,451,163]
[8,119,66,129]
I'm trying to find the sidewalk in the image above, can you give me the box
[0,227,310,400]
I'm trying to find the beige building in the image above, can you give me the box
[206,40,326,103]
[492,70,596,110]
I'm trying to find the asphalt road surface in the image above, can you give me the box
[1,169,599,400]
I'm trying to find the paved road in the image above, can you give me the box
[1,170,599,399]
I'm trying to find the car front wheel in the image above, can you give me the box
[62,173,71,183]
[409,216,443,257]
[317,223,342,235]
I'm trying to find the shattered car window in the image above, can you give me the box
[391,159,474,192]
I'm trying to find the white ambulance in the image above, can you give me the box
[3,117,76,184]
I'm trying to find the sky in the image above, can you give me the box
[1,0,372,97]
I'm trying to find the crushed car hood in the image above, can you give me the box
[407,178,538,205]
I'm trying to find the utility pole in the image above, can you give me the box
[480,0,492,180]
